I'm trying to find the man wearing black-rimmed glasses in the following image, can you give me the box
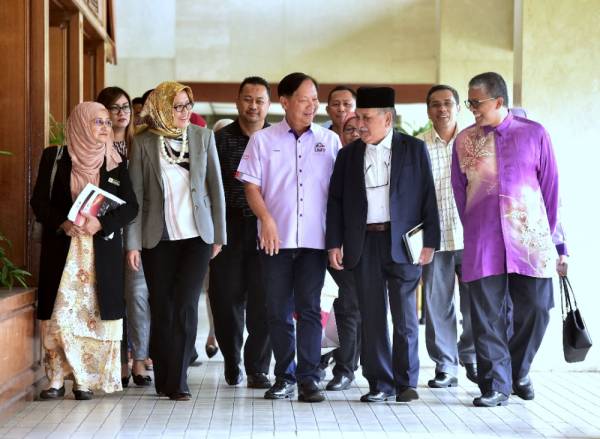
[326,87,440,403]
[452,72,560,407]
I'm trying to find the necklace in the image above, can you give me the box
[159,130,188,164]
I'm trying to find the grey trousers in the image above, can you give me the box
[422,250,476,376]
[124,261,151,360]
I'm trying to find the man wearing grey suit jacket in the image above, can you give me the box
[126,94,226,400]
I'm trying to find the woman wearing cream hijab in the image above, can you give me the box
[126,82,226,401]
[31,102,138,400]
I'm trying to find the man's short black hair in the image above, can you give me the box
[468,72,509,108]
[277,72,318,98]
[132,97,144,106]
[238,76,271,99]
[327,85,356,104]
[426,84,459,107]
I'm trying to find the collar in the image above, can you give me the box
[367,128,393,150]
[428,124,458,146]
[281,117,313,139]
[482,111,513,136]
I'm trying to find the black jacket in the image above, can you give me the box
[326,131,440,269]
[30,146,138,320]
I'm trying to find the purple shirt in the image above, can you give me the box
[451,113,559,282]
[236,119,341,250]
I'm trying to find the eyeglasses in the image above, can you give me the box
[365,161,390,189]
[464,97,497,110]
[92,118,112,127]
[108,104,131,114]
[343,126,359,134]
[173,102,193,113]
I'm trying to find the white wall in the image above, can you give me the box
[107,0,598,371]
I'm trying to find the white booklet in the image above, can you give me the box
[67,183,125,227]
[402,223,424,265]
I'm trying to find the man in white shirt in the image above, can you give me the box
[326,87,440,403]
[418,85,477,388]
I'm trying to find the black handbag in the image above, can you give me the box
[560,276,592,363]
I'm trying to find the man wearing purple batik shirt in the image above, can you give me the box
[451,72,560,408]
[237,72,341,403]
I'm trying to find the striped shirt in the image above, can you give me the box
[418,127,463,251]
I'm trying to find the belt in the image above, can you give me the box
[365,222,390,232]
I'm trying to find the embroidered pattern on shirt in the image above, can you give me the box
[459,129,493,172]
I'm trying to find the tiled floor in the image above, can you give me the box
[3,293,600,438]
[2,366,600,438]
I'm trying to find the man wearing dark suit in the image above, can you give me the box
[326,87,440,403]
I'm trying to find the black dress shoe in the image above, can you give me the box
[396,386,419,402]
[463,363,478,384]
[205,344,219,358]
[360,391,394,402]
[298,380,325,403]
[225,363,244,385]
[247,373,271,389]
[73,390,93,400]
[122,375,131,388]
[132,374,152,386]
[427,372,458,388]
[40,386,65,400]
[473,390,508,407]
[264,380,295,399]
[326,375,353,391]
[189,350,203,367]
[513,376,535,400]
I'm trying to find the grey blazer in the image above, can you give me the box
[126,124,227,250]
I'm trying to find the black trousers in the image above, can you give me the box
[208,214,271,374]
[467,273,553,395]
[354,230,421,394]
[327,267,361,380]
[142,237,211,395]
[261,248,327,384]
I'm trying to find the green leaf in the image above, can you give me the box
[0,232,30,288]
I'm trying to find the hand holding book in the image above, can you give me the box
[402,223,434,265]
[67,183,126,229]
[79,211,103,235]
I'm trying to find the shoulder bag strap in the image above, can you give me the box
[563,276,578,308]
[48,145,64,197]
[560,275,576,320]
